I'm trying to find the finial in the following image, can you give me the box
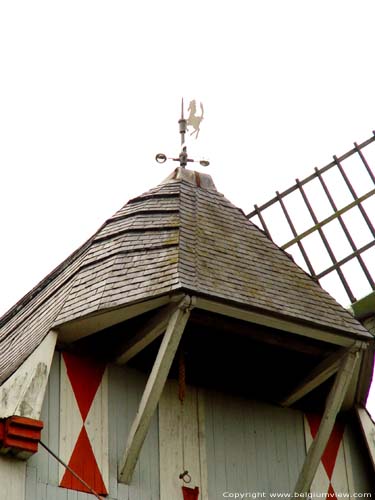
[156,99,209,169]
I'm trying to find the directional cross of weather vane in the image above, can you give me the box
[156,99,209,168]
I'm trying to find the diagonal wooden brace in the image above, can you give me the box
[119,295,194,484]
[116,302,181,364]
[280,347,348,407]
[292,349,359,496]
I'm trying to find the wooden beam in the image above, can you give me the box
[356,406,375,471]
[292,349,359,496]
[195,297,372,346]
[116,302,180,364]
[118,295,194,484]
[58,294,184,342]
[280,347,349,407]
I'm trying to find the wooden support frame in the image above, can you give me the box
[118,295,194,484]
[292,349,359,496]
[116,302,180,364]
[280,347,348,407]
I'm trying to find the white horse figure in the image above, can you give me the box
[186,100,204,138]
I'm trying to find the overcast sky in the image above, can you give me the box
[1,1,375,409]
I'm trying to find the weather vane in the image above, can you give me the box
[155,99,209,168]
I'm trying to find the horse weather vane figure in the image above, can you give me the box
[155,99,209,168]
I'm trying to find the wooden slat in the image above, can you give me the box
[356,406,375,471]
[116,302,179,364]
[118,296,193,484]
[197,389,209,500]
[280,347,349,407]
[293,349,359,496]
[0,455,26,500]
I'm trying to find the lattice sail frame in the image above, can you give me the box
[247,132,375,307]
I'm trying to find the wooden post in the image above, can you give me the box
[292,349,359,496]
[118,296,194,484]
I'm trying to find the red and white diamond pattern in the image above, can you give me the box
[59,352,109,495]
[304,414,349,499]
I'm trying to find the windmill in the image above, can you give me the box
[1,107,375,499]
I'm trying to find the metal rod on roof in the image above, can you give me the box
[315,168,375,291]
[178,98,188,168]
[296,179,356,303]
[275,191,317,277]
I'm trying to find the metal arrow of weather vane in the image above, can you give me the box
[156,99,210,168]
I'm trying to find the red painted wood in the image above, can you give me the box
[182,486,199,500]
[62,352,106,421]
[327,483,338,500]
[60,426,107,495]
[306,413,345,479]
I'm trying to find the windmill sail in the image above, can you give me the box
[247,132,375,307]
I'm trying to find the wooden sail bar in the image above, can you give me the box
[247,131,375,305]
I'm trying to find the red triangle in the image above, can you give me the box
[182,486,200,500]
[306,413,345,479]
[63,352,106,421]
[327,482,338,500]
[60,426,107,495]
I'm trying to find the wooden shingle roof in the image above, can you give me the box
[0,167,370,384]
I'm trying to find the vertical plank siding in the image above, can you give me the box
[108,364,160,500]
[23,354,374,499]
[205,391,306,497]
[0,455,26,500]
[26,356,160,500]
[159,380,208,500]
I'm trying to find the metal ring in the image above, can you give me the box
[155,153,167,163]
[179,470,192,483]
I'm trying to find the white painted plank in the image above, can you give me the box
[159,380,207,500]
[330,437,350,494]
[119,299,192,484]
[197,389,209,500]
[59,355,83,483]
[48,352,61,485]
[85,367,109,491]
[108,365,159,500]
[25,465,37,500]
[0,455,26,500]
[159,380,183,499]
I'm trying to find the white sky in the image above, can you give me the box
[1,1,375,411]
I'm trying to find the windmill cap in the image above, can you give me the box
[161,167,217,191]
